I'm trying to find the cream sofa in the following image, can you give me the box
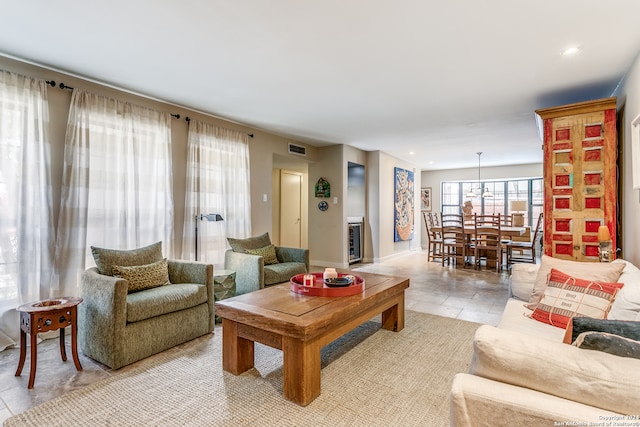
[450,256,640,426]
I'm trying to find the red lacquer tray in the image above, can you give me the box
[290,272,365,296]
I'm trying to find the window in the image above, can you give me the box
[441,177,543,227]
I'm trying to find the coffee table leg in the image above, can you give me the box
[283,337,321,406]
[222,319,254,374]
[381,294,405,332]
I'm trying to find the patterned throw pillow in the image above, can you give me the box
[245,244,279,265]
[112,258,171,293]
[530,268,624,329]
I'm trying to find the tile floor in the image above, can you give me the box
[0,250,512,422]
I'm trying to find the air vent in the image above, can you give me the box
[288,143,307,156]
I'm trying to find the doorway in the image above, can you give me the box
[279,170,302,247]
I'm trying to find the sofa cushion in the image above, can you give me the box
[112,258,170,293]
[529,269,623,329]
[498,299,566,342]
[227,232,271,254]
[527,255,624,308]
[470,324,640,415]
[609,259,640,321]
[264,262,307,286]
[245,244,279,265]
[126,283,208,323]
[573,331,640,359]
[91,241,163,276]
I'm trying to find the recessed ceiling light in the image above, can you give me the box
[562,46,580,56]
[409,151,415,155]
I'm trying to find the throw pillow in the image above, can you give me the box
[608,259,640,321]
[526,255,624,309]
[112,258,170,293]
[573,331,640,360]
[529,268,624,329]
[227,232,272,254]
[245,244,280,265]
[563,317,640,344]
[91,241,163,276]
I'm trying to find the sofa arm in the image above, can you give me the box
[470,325,640,415]
[78,267,129,366]
[508,263,539,301]
[450,373,622,426]
[224,249,264,295]
[275,246,309,272]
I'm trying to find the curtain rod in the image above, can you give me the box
[183,116,253,137]
[45,81,253,138]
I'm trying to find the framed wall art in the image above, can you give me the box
[420,187,432,211]
[394,167,414,242]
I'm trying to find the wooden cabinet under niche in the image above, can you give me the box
[535,97,617,262]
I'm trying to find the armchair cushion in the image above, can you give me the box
[91,241,163,276]
[227,232,271,254]
[112,258,170,293]
[126,283,209,323]
[264,262,307,285]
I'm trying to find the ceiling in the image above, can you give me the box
[1,1,640,171]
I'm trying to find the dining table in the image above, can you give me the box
[432,225,526,237]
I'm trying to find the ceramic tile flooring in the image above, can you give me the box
[0,250,511,422]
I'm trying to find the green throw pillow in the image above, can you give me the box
[91,241,163,276]
[227,232,272,253]
[112,258,171,293]
[245,244,279,265]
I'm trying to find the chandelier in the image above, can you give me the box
[465,152,493,198]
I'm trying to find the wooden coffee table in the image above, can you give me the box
[215,271,409,406]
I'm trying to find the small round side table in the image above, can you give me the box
[15,297,83,389]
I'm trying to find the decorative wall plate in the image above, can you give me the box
[318,201,329,211]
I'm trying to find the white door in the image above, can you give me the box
[280,170,302,248]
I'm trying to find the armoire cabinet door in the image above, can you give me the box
[536,97,617,262]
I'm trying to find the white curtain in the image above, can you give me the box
[182,120,251,266]
[54,89,174,290]
[0,71,55,349]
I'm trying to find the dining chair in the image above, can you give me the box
[423,212,443,262]
[473,213,502,272]
[505,212,544,268]
[440,213,467,267]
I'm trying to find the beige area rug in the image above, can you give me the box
[5,311,480,427]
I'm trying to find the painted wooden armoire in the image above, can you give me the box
[535,97,617,262]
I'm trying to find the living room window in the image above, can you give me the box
[53,90,174,288]
[441,177,543,227]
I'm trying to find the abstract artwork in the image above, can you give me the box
[394,167,414,242]
[420,187,432,211]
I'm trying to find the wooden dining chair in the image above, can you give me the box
[505,212,543,268]
[423,212,443,262]
[473,213,502,272]
[440,213,467,267]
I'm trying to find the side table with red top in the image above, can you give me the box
[15,297,83,389]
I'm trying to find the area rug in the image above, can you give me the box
[5,311,480,427]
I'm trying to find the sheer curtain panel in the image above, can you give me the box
[182,120,251,265]
[0,71,55,349]
[54,89,174,291]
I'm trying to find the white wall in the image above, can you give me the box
[615,51,640,265]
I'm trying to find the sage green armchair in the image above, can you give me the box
[79,242,214,369]
[224,232,309,295]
